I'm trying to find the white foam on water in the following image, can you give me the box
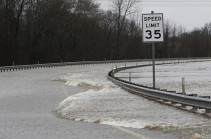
[54,62,211,138]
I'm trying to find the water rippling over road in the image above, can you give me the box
[53,61,211,139]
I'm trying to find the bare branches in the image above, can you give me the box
[111,0,138,57]
[112,0,137,16]
[71,0,99,17]
[111,0,138,33]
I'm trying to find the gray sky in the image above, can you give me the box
[95,0,211,31]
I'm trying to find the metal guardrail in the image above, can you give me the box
[107,59,211,113]
[0,59,148,72]
[1,57,211,72]
[1,57,211,112]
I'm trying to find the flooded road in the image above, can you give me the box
[0,61,210,139]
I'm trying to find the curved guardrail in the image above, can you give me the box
[107,60,211,113]
[1,57,211,113]
[0,59,149,72]
[1,57,211,72]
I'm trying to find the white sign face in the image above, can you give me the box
[142,13,164,43]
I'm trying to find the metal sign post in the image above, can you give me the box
[142,11,164,88]
[152,43,155,88]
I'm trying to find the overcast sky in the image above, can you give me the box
[95,0,211,31]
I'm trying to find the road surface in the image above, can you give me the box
[0,62,208,139]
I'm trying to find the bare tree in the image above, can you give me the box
[14,0,30,39]
[111,0,138,57]
[100,11,115,41]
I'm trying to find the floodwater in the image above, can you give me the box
[116,61,211,96]
[55,60,211,139]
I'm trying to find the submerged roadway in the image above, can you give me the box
[0,63,186,139]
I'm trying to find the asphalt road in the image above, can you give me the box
[0,64,179,139]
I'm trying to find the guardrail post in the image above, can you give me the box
[116,64,117,69]
[38,60,39,64]
[61,59,63,63]
[13,61,15,66]
[182,78,186,95]
[129,72,131,82]
[193,106,198,111]
[206,109,211,113]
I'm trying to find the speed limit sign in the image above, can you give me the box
[142,13,164,43]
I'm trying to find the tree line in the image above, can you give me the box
[0,0,211,66]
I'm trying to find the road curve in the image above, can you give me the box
[0,63,180,139]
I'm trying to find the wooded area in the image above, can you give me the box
[0,0,211,66]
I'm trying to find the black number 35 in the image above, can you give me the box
[145,30,161,39]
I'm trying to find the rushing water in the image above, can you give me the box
[54,61,211,139]
[116,61,211,96]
